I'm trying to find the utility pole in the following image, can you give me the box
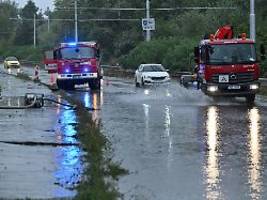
[47,16,50,32]
[33,14,36,48]
[75,0,78,43]
[250,0,256,41]
[146,0,151,42]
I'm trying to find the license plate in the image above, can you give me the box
[228,85,241,90]
[219,75,229,83]
[73,75,81,79]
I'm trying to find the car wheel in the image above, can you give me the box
[141,77,145,87]
[135,78,140,87]
[246,94,255,105]
[89,79,101,90]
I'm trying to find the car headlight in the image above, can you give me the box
[250,84,259,90]
[207,86,218,92]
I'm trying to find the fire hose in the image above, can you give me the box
[43,97,77,109]
[0,93,76,110]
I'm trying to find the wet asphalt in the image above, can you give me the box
[83,77,267,200]
[2,65,267,199]
[0,67,82,199]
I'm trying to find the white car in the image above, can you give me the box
[135,64,170,87]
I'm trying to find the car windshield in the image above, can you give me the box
[143,65,165,72]
[60,47,95,60]
[6,57,18,61]
[208,43,256,65]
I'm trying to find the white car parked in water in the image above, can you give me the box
[135,64,170,87]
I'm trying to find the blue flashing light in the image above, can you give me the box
[65,69,70,73]
[84,68,89,72]
[68,42,77,46]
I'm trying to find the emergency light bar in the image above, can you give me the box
[60,41,97,48]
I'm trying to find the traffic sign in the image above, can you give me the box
[142,18,155,31]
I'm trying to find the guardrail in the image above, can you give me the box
[259,78,267,86]
[20,60,41,67]
[19,61,267,86]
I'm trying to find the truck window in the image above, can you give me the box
[208,44,256,65]
[60,47,95,60]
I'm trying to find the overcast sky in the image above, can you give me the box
[15,0,54,11]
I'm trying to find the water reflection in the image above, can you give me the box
[144,89,150,95]
[205,106,221,200]
[54,105,82,192]
[164,106,172,151]
[143,104,150,135]
[247,107,262,199]
[83,91,102,123]
[164,105,173,168]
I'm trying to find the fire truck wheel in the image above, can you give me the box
[246,94,255,104]
[89,79,100,90]
[66,82,75,90]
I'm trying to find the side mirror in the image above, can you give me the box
[166,69,170,72]
[204,45,210,63]
[53,50,61,59]
[96,49,100,58]
[194,47,199,63]
[260,44,266,60]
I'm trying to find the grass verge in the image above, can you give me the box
[61,94,128,200]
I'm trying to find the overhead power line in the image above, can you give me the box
[9,17,140,22]
[55,6,237,11]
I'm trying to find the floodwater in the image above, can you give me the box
[0,69,83,199]
[79,77,267,200]
[6,65,267,199]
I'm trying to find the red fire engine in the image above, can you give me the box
[44,41,102,90]
[194,25,264,103]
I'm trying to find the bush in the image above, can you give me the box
[0,45,43,62]
[119,37,197,72]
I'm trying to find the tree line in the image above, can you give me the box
[0,0,266,73]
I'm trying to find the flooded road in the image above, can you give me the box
[0,70,82,199]
[5,64,267,199]
[72,77,267,200]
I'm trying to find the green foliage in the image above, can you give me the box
[0,1,18,43]
[0,45,42,62]
[14,0,39,45]
[119,37,196,71]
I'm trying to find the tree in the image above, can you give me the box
[14,0,39,45]
[0,1,18,44]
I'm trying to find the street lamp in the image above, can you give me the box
[74,0,78,43]
[146,0,151,42]
[250,0,256,41]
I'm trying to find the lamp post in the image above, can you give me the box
[146,0,151,42]
[33,14,36,48]
[74,0,78,43]
[250,0,256,41]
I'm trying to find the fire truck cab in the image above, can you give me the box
[44,41,102,90]
[194,26,262,103]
